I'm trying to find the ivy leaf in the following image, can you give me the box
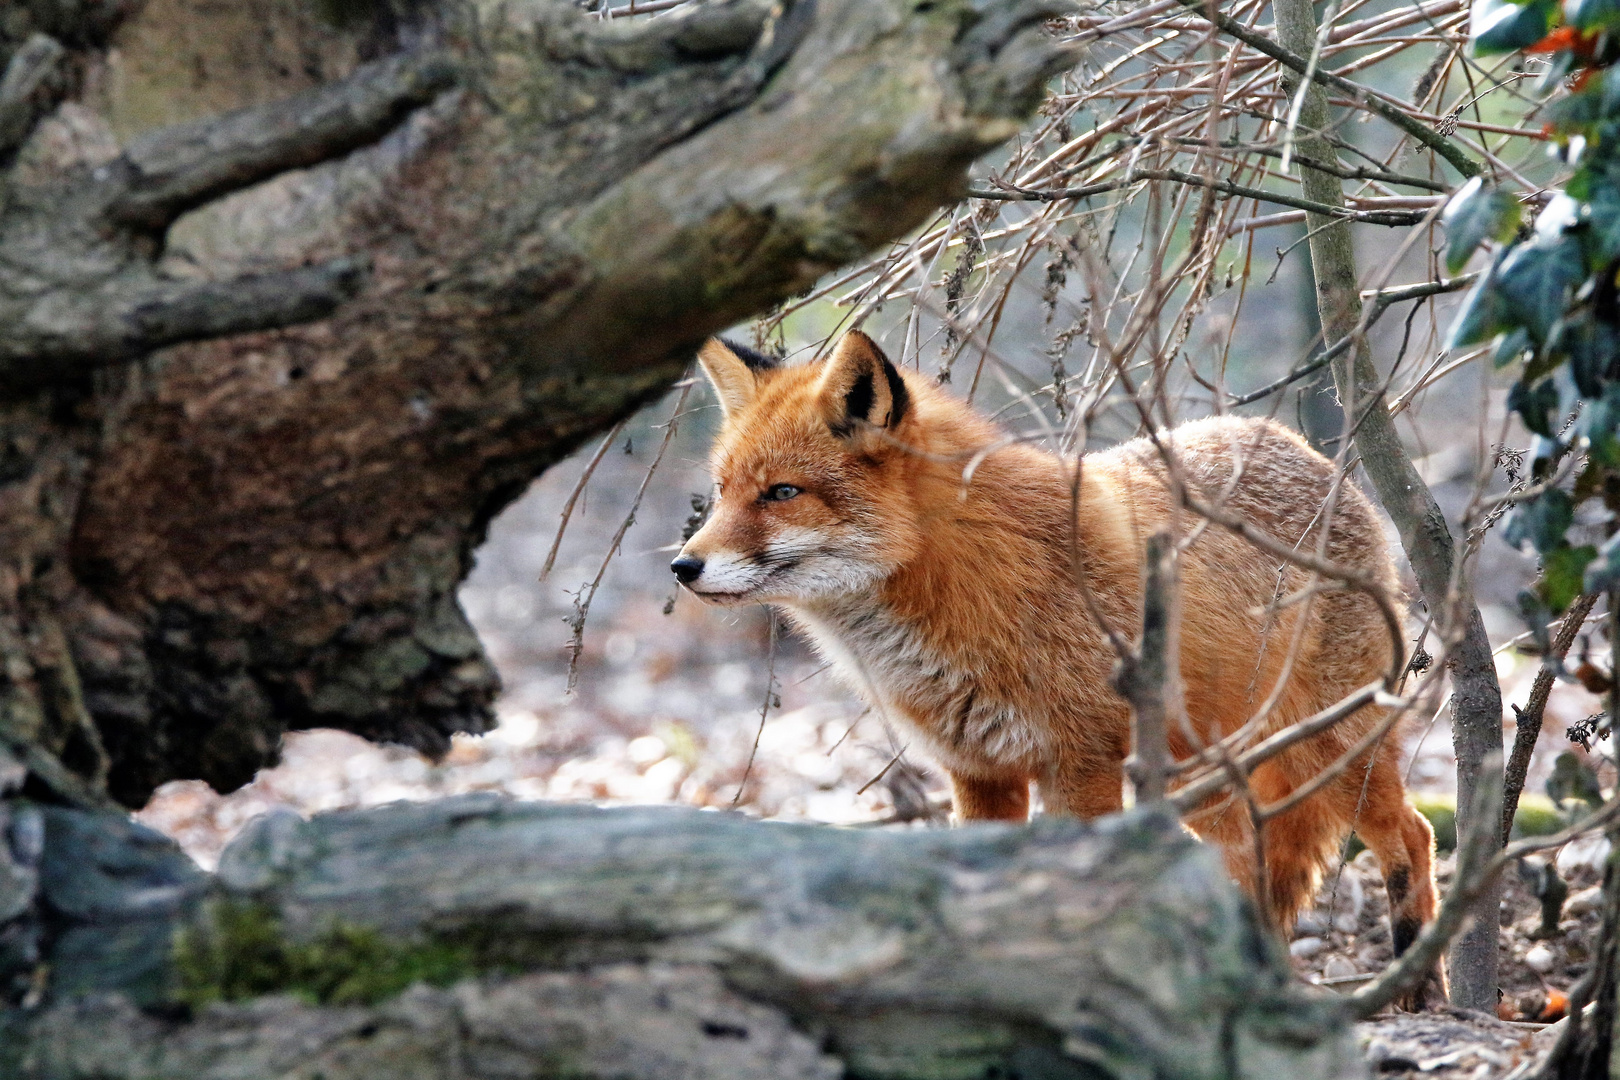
[1504,486,1575,553]
[1586,383,1620,465]
[1494,325,1533,367]
[1447,266,1507,349]
[1474,0,1556,53]
[1584,531,1620,592]
[1508,377,1561,436]
[1546,87,1604,130]
[1498,234,1587,341]
[1567,319,1619,397]
[1569,0,1620,32]
[1588,178,1620,262]
[1542,543,1598,609]
[1536,47,1577,95]
[1443,178,1523,273]
[1547,752,1605,811]
[1517,589,1555,654]
[1603,65,1620,115]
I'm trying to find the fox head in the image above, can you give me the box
[672,330,927,606]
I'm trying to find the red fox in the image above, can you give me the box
[672,330,1438,973]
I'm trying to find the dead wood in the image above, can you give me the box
[0,795,1366,1080]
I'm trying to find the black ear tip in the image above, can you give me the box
[718,338,779,372]
[883,356,910,426]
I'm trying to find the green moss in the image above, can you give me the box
[1413,793,1458,853]
[1511,795,1567,839]
[174,900,488,1008]
[1343,794,1567,862]
[1341,794,1458,860]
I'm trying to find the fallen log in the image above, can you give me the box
[1,796,1364,1079]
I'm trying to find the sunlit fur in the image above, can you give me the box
[678,331,1439,994]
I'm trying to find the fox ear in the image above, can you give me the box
[698,338,776,419]
[818,330,909,436]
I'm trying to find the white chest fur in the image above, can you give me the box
[783,596,1047,773]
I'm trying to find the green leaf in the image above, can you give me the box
[1537,47,1577,95]
[1473,0,1556,53]
[1443,178,1524,273]
[1517,588,1555,653]
[1601,65,1620,114]
[1584,530,1620,591]
[1547,751,1604,810]
[1566,318,1618,396]
[1508,377,1561,436]
[1546,88,1604,130]
[1589,180,1620,262]
[1447,266,1507,349]
[1494,325,1533,367]
[1504,485,1575,552]
[1584,383,1620,464]
[1498,234,1587,341]
[1542,543,1598,608]
[1570,0,1620,31]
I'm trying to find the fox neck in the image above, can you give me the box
[781,435,1127,711]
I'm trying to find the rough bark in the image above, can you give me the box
[0,794,1365,1080]
[1269,0,1506,1015]
[0,0,1080,808]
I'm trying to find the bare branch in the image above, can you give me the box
[1224,272,1476,406]
[1181,490,1407,687]
[1169,681,1385,811]
[0,258,367,385]
[969,169,1432,225]
[1115,530,1179,803]
[100,52,461,233]
[0,34,64,157]
[1503,592,1601,843]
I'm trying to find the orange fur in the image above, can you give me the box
[676,331,1440,1001]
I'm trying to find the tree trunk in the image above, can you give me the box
[0,795,1363,1080]
[1268,0,1506,1014]
[0,0,1078,808]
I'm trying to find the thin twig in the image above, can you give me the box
[734,609,779,805]
[540,419,628,582]
[1503,592,1601,843]
[563,389,689,692]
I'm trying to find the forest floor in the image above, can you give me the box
[132,591,1616,1078]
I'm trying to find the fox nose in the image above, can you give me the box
[670,554,704,584]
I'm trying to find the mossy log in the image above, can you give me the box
[1,796,1365,1079]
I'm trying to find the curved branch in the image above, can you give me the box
[0,34,64,158]
[100,52,462,233]
[1350,755,1502,1018]
[1,258,367,385]
[969,169,1432,225]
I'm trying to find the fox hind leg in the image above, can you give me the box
[1348,757,1444,1009]
[949,773,1031,822]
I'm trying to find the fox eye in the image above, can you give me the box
[762,484,802,502]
